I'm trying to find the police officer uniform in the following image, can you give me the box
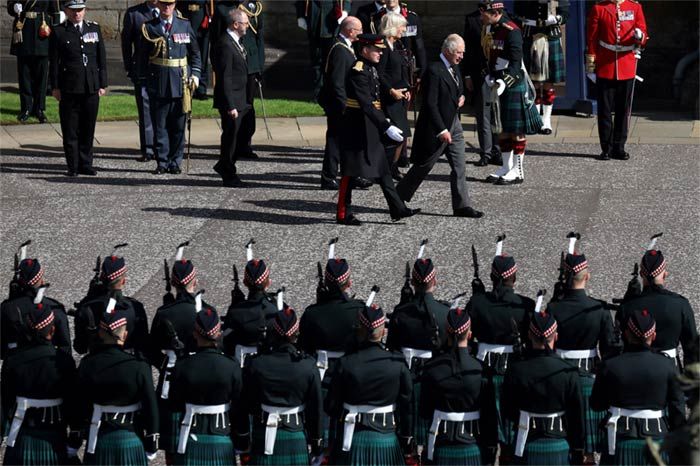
[513,0,569,134]
[243,306,324,465]
[591,309,686,465]
[49,0,107,177]
[1,257,71,360]
[586,0,648,160]
[616,246,698,368]
[1,302,79,465]
[7,0,59,122]
[74,305,159,465]
[502,311,585,465]
[418,307,494,465]
[325,303,413,465]
[176,0,210,99]
[169,306,249,464]
[386,258,448,449]
[141,0,202,174]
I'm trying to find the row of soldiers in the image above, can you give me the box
[1,233,698,465]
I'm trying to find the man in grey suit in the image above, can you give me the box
[121,0,159,162]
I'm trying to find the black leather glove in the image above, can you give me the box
[570,449,585,465]
[398,435,415,456]
[310,437,323,457]
[143,433,159,454]
[471,277,486,295]
[234,431,251,453]
[622,277,642,302]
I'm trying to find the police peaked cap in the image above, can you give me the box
[244,259,269,287]
[529,311,557,339]
[359,304,386,330]
[446,307,471,335]
[195,306,221,340]
[325,258,351,285]
[273,305,299,337]
[172,259,197,287]
[640,250,666,279]
[18,258,44,286]
[357,33,387,48]
[412,258,436,284]
[101,255,127,282]
[491,254,517,280]
[626,309,656,340]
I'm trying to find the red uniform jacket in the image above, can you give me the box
[586,0,648,80]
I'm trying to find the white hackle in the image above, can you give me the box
[567,236,577,255]
[417,239,428,260]
[647,233,662,251]
[328,238,338,261]
[33,284,48,304]
[175,242,188,261]
[195,290,204,312]
[246,239,255,262]
[366,287,379,307]
[495,235,505,257]
[19,240,30,261]
[105,297,117,314]
[276,288,284,311]
[534,290,546,313]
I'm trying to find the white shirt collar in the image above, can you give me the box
[339,33,352,47]
[439,53,452,70]
[227,28,242,45]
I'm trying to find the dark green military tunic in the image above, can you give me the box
[298,289,363,358]
[176,0,210,96]
[222,290,277,358]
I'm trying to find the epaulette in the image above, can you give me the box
[86,20,98,25]
[176,9,184,19]
[352,61,364,72]
[503,21,518,31]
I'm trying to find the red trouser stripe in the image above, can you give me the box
[513,139,527,154]
[543,88,556,105]
[337,176,351,220]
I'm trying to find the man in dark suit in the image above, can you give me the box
[396,34,484,219]
[212,7,250,188]
[121,0,158,162]
[50,0,107,177]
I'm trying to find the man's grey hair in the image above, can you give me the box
[441,33,465,53]
[229,8,247,24]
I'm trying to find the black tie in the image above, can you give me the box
[449,65,459,84]
[75,23,81,34]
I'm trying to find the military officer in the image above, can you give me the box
[6,0,59,123]
[50,0,107,177]
[513,0,569,135]
[546,241,618,461]
[586,0,648,161]
[73,249,149,358]
[482,1,542,186]
[74,303,159,464]
[177,0,210,100]
[294,0,351,101]
[418,306,495,465]
[591,309,686,465]
[336,33,418,226]
[466,237,534,459]
[243,304,324,465]
[141,0,202,175]
[1,299,79,465]
[169,305,249,464]
[616,238,698,368]
[325,297,414,465]
[1,254,71,360]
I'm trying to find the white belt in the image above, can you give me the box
[427,410,480,460]
[661,348,677,359]
[316,350,344,380]
[235,345,258,368]
[177,403,230,454]
[606,406,663,455]
[476,343,513,361]
[88,402,141,454]
[556,348,597,359]
[599,40,635,52]
[260,404,305,455]
[342,403,395,451]
[401,347,432,369]
[515,410,565,457]
[7,342,17,350]
[160,349,177,400]
[7,397,63,447]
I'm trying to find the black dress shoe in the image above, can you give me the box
[396,156,410,168]
[78,168,97,176]
[239,151,259,159]
[153,167,168,175]
[223,175,246,187]
[353,177,373,189]
[66,171,78,177]
[17,111,30,122]
[597,152,611,161]
[391,208,421,222]
[169,167,182,174]
[613,151,630,160]
[539,128,553,135]
[476,156,490,167]
[35,110,47,124]
[336,215,362,226]
[321,179,339,190]
[496,177,523,185]
[390,166,403,181]
[454,207,484,218]
[137,155,153,162]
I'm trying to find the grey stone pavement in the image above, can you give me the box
[0,112,699,462]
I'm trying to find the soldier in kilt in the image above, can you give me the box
[513,0,569,134]
[169,305,249,466]
[503,308,585,465]
[591,309,686,466]
[242,303,323,465]
[325,298,413,465]
[1,293,80,465]
[75,301,159,465]
[386,252,449,453]
[466,236,534,462]
[481,1,542,186]
[419,305,496,465]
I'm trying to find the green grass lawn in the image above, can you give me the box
[0,89,324,125]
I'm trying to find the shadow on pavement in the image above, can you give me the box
[142,206,332,225]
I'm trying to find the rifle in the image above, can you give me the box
[85,255,104,300]
[399,261,413,305]
[622,262,642,302]
[9,252,20,300]
[316,261,328,302]
[471,245,485,295]
[163,259,175,305]
[231,264,246,306]
[510,317,526,358]
[551,251,567,303]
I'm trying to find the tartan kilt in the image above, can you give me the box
[422,443,482,465]
[329,429,404,466]
[411,380,430,446]
[173,433,235,466]
[250,423,310,466]
[158,400,182,454]
[514,438,571,465]
[83,428,147,466]
[523,36,566,83]
[489,374,516,446]
[499,80,543,135]
[579,373,605,453]
[600,438,667,466]
[2,426,67,466]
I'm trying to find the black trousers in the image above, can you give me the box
[235,75,257,157]
[337,172,406,220]
[321,112,341,181]
[308,36,334,101]
[215,108,246,180]
[596,78,634,154]
[17,55,48,114]
[59,92,99,172]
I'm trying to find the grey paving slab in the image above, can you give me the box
[632,122,695,138]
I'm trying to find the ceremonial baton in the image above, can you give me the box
[626,48,644,137]
[257,76,273,140]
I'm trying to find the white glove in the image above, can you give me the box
[146,452,157,461]
[495,79,506,96]
[13,3,22,15]
[633,27,644,41]
[189,75,199,89]
[66,447,79,458]
[337,10,348,24]
[59,11,66,23]
[297,17,307,30]
[545,14,559,26]
[385,125,404,143]
[586,72,597,83]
